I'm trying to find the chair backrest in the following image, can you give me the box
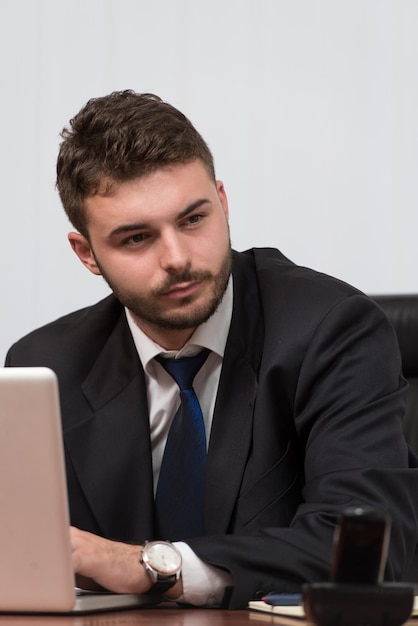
[371,295,418,454]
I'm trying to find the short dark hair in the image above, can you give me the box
[56,90,215,237]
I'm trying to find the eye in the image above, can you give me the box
[184,214,203,226]
[122,232,148,246]
[130,233,145,243]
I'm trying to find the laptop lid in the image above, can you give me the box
[0,367,158,613]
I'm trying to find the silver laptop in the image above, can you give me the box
[0,366,160,614]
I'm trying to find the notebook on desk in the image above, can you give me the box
[249,595,418,618]
[0,366,159,614]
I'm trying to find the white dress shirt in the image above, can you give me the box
[125,278,233,605]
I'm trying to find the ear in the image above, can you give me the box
[216,180,229,220]
[68,232,102,276]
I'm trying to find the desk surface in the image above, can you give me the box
[0,606,416,626]
[0,606,252,626]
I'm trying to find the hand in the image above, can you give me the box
[70,526,151,594]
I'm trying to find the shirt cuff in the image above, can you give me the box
[173,541,232,606]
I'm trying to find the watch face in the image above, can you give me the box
[145,541,182,575]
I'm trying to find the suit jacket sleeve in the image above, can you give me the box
[187,291,418,608]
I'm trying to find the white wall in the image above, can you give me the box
[1,0,417,361]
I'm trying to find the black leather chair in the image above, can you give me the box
[372,295,418,455]
[372,295,418,581]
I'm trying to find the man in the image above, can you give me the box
[5,91,418,609]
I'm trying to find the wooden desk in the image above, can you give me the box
[0,606,416,626]
[0,606,257,626]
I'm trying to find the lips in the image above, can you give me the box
[161,281,202,299]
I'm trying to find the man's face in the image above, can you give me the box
[69,159,232,349]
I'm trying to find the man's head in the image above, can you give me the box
[57,90,216,238]
[59,91,231,349]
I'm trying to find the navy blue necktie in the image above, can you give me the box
[154,348,210,540]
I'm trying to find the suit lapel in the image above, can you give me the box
[64,313,155,543]
[205,251,263,533]
[206,346,257,533]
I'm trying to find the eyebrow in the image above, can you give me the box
[107,198,212,240]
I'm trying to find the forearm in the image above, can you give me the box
[70,528,232,606]
[71,527,152,594]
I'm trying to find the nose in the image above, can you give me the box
[159,231,191,273]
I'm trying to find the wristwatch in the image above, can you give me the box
[140,540,182,594]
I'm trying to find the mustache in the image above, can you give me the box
[154,269,213,296]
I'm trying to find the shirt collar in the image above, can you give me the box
[125,276,233,371]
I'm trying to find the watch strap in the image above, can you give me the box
[147,575,178,594]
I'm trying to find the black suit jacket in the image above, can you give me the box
[6,248,418,607]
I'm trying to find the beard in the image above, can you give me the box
[97,246,233,331]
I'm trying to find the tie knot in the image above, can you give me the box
[155,348,210,391]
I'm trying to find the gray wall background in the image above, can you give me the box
[1,0,417,361]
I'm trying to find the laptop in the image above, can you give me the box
[0,366,160,614]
